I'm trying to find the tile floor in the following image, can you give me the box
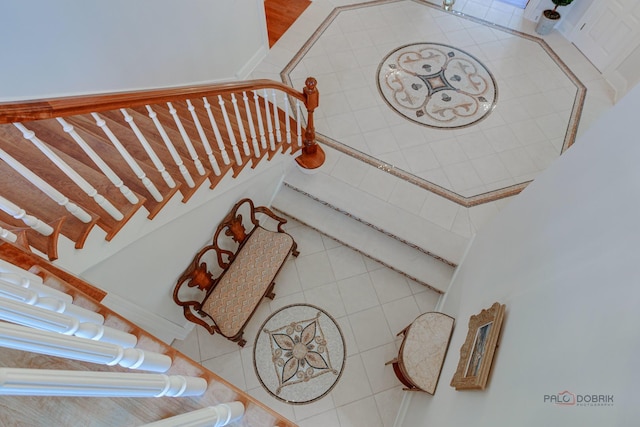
[283,0,584,202]
[172,216,441,427]
[246,0,615,273]
[174,0,618,426]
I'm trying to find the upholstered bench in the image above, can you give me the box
[173,198,299,346]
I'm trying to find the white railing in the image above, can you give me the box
[0,147,92,223]
[0,261,208,401]
[203,96,231,165]
[0,321,171,371]
[218,95,243,166]
[118,109,177,192]
[253,91,268,150]
[0,277,104,324]
[0,195,53,236]
[296,99,303,147]
[57,118,139,205]
[0,368,207,397]
[92,111,166,202]
[167,102,206,176]
[271,90,282,143]
[13,123,124,221]
[146,105,196,188]
[242,91,260,158]
[0,297,137,347]
[140,402,244,427]
[230,94,250,157]
[263,89,276,150]
[186,100,221,176]
[0,80,319,261]
[0,226,18,242]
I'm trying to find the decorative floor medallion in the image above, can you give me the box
[254,304,346,404]
[377,43,498,129]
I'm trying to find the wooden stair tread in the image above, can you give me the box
[95,109,214,203]
[0,162,99,249]
[28,118,182,220]
[0,211,63,260]
[0,124,146,240]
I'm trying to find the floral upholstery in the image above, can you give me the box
[202,227,294,337]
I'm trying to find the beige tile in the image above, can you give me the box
[348,306,393,352]
[337,273,380,315]
[360,343,402,393]
[337,396,384,427]
[330,354,372,407]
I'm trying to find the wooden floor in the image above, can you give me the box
[265,0,312,47]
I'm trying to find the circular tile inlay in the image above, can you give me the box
[254,304,346,404]
[377,43,497,129]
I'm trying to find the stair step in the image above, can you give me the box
[97,108,215,202]
[0,211,64,260]
[0,161,99,249]
[28,118,182,220]
[0,124,146,241]
[272,183,456,293]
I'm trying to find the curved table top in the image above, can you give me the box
[399,312,454,394]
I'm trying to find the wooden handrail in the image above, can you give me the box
[0,79,309,124]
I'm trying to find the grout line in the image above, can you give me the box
[273,203,446,296]
[282,181,458,268]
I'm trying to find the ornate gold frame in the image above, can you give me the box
[450,302,505,390]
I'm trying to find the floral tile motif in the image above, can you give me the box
[254,304,346,404]
[377,43,497,129]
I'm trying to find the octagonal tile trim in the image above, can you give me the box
[280,0,586,207]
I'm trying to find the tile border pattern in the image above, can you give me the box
[280,0,587,207]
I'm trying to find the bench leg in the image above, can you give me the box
[265,282,276,300]
[291,242,300,258]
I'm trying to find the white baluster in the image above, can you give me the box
[56,118,139,205]
[242,91,260,158]
[218,95,243,166]
[284,94,292,145]
[91,113,162,202]
[140,402,244,427]
[253,91,267,150]
[0,269,69,306]
[13,123,124,221]
[230,93,250,156]
[146,105,196,188]
[203,97,231,165]
[115,110,176,192]
[0,226,18,243]
[0,267,68,304]
[0,278,104,324]
[186,99,221,176]
[272,89,282,143]
[263,89,276,151]
[296,99,303,147]
[0,195,53,236]
[167,102,206,176]
[0,322,171,372]
[0,297,137,348]
[0,147,92,223]
[0,368,207,397]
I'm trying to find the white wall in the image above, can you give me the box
[0,0,268,101]
[400,76,640,426]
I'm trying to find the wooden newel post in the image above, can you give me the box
[295,77,325,171]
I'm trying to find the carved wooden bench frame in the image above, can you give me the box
[173,198,299,346]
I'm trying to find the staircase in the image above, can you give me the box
[0,78,324,263]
